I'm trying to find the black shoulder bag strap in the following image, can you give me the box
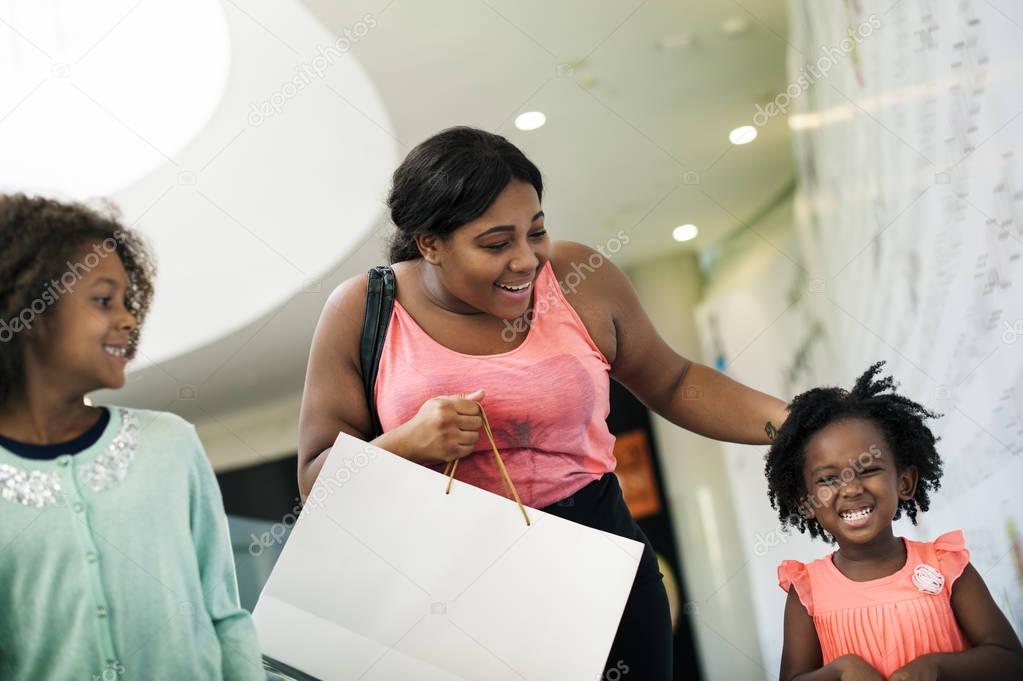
[360,265,396,438]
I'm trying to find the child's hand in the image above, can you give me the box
[886,655,940,681]
[835,654,885,681]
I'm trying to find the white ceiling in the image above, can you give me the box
[1,0,399,365]
[0,0,230,197]
[88,0,794,425]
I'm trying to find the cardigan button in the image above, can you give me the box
[72,502,83,513]
[57,455,70,467]
[96,606,108,618]
[86,551,98,563]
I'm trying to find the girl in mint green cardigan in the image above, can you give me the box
[0,195,265,680]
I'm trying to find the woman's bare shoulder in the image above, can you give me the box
[548,239,628,296]
[547,240,619,362]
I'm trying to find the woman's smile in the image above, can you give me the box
[493,277,533,301]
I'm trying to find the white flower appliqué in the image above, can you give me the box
[912,563,945,595]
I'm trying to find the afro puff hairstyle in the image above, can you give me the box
[764,361,943,542]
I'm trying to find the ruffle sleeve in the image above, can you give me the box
[778,559,814,615]
[933,529,970,594]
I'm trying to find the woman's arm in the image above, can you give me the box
[297,274,422,500]
[297,274,484,501]
[888,563,1023,681]
[646,362,789,444]
[571,242,787,444]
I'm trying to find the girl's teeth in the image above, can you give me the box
[840,507,873,520]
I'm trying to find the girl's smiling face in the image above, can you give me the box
[802,417,918,546]
[26,241,138,394]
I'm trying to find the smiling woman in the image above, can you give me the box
[298,126,791,680]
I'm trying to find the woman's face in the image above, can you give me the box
[418,179,550,320]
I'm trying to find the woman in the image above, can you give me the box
[298,126,788,679]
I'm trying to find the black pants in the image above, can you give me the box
[541,474,673,681]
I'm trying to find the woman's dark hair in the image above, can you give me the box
[0,194,156,405]
[764,361,944,542]
[386,126,543,263]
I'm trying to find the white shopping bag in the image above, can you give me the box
[253,431,643,681]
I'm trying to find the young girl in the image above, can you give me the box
[0,195,264,680]
[765,362,1023,681]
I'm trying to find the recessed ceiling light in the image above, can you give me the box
[729,125,757,145]
[515,111,546,131]
[673,224,699,242]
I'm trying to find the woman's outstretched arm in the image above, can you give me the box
[568,241,788,445]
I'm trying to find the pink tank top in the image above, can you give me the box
[778,530,971,677]
[374,259,617,508]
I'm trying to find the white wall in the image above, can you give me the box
[693,3,1023,673]
[692,192,830,680]
[626,253,770,681]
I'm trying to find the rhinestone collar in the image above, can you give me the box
[0,467,60,508]
[79,409,139,492]
[0,409,139,508]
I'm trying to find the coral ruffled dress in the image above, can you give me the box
[778,531,971,677]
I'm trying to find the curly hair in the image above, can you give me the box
[764,361,943,542]
[0,194,156,405]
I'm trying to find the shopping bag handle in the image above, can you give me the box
[442,402,531,526]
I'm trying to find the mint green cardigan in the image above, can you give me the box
[0,407,265,680]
